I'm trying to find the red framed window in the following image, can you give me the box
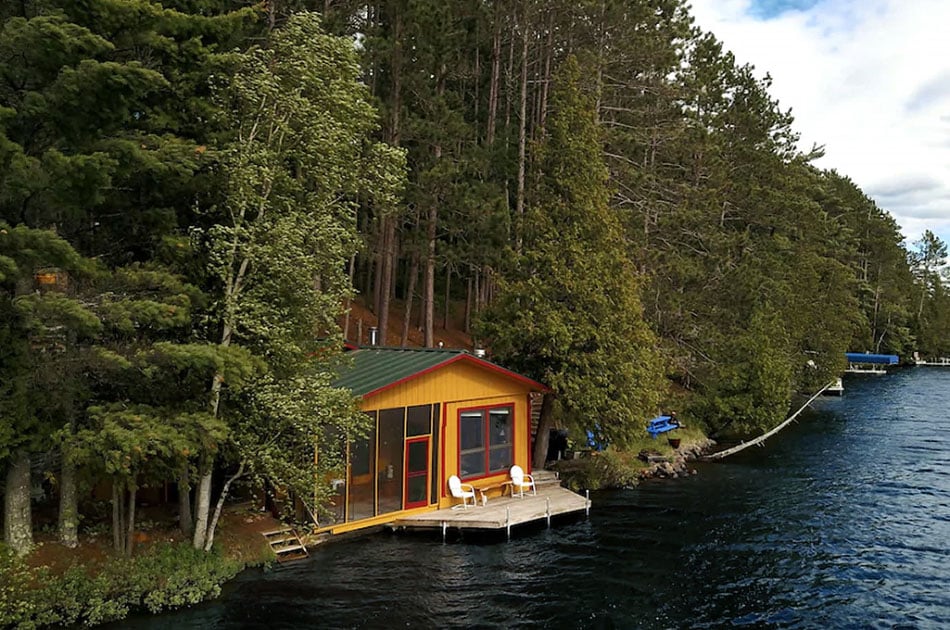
[459,404,513,480]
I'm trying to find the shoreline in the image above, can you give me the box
[635,437,718,481]
[552,431,718,491]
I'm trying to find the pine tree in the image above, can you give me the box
[481,57,664,466]
[0,223,99,555]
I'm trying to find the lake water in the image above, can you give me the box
[128,368,950,628]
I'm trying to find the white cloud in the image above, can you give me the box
[688,0,950,244]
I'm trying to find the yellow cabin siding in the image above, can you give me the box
[437,395,532,509]
[325,357,541,532]
[361,360,534,411]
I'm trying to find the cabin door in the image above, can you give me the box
[404,437,430,509]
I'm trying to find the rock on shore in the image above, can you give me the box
[639,438,716,481]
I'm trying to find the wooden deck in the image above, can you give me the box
[392,485,590,535]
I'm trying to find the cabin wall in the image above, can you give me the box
[437,394,531,509]
[320,361,536,533]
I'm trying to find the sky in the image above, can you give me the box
[688,0,950,248]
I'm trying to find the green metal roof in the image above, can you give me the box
[332,347,547,398]
[333,347,467,397]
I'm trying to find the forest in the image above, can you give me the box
[2,0,950,564]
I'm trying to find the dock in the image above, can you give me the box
[845,352,897,374]
[916,357,950,366]
[392,485,590,537]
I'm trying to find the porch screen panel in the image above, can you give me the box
[430,403,440,503]
[377,408,405,515]
[347,414,376,522]
[406,405,431,436]
[459,410,485,478]
[324,425,346,524]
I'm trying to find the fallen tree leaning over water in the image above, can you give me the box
[701,381,836,462]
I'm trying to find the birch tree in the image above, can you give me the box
[191,13,405,551]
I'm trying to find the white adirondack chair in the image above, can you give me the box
[509,465,536,498]
[448,475,477,509]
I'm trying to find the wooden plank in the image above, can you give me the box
[394,485,589,531]
[262,528,294,537]
[274,544,306,554]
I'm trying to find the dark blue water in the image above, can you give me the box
[129,369,950,628]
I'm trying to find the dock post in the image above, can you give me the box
[546,498,551,527]
[585,489,590,516]
[441,520,446,543]
[506,507,511,540]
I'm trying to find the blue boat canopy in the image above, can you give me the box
[845,352,899,365]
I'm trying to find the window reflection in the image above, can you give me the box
[459,405,513,480]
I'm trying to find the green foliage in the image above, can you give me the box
[0,223,103,462]
[1,0,947,559]
[0,542,244,628]
[482,57,664,447]
[698,304,793,437]
[70,404,227,487]
[186,12,404,547]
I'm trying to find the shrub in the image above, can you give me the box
[0,543,244,628]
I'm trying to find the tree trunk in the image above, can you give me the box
[58,454,78,548]
[504,16,515,132]
[515,8,529,252]
[375,7,403,347]
[539,10,554,132]
[594,0,606,122]
[4,448,33,556]
[125,486,137,557]
[373,228,384,318]
[112,479,123,554]
[401,252,419,347]
[191,469,212,549]
[266,0,277,31]
[343,254,356,341]
[424,204,437,348]
[202,462,245,552]
[378,217,396,345]
[532,393,556,470]
[443,269,451,330]
[465,275,473,333]
[178,464,193,536]
[474,268,481,316]
[424,67,445,348]
[390,10,403,146]
[486,3,502,147]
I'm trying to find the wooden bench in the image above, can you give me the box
[477,481,512,505]
[647,416,679,438]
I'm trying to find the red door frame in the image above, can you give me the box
[403,436,430,509]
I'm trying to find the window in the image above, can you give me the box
[406,405,432,436]
[458,405,513,480]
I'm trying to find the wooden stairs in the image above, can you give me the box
[532,469,561,488]
[262,527,309,563]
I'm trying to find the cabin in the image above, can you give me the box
[318,347,548,535]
